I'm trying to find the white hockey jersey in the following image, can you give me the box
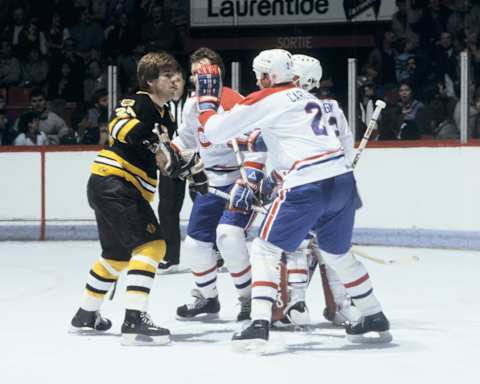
[201,84,354,189]
[172,87,266,187]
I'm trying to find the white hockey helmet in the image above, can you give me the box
[252,49,293,85]
[292,54,323,91]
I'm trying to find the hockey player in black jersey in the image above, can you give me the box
[70,51,207,346]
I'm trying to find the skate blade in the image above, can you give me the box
[121,333,170,346]
[231,338,286,355]
[347,330,393,344]
[68,326,109,335]
[175,313,220,322]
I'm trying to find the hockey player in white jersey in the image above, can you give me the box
[170,47,265,322]
[195,49,391,346]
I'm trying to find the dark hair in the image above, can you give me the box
[137,51,180,91]
[92,88,108,105]
[190,47,225,80]
[70,104,89,131]
[18,111,39,133]
[30,87,46,100]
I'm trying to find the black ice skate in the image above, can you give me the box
[231,320,270,350]
[121,310,170,346]
[345,311,393,343]
[156,259,180,274]
[237,296,251,321]
[69,308,112,334]
[176,289,220,320]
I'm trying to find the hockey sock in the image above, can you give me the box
[216,224,251,299]
[322,250,382,316]
[184,236,218,298]
[125,240,165,311]
[80,257,128,311]
[250,238,283,321]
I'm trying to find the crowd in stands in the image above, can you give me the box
[356,0,480,140]
[1,0,480,146]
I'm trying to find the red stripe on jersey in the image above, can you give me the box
[288,148,342,172]
[241,84,295,106]
[260,189,285,240]
[230,265,251,277]
[192,264,218,277]
[243,161,264,170]
[344,273,370,288]
[287,269,308,275]
[220,87,243,111]
[252,281,278,289]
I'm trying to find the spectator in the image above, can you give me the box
[20,47,49,88]
[363,29,398,86]
[14,88,68,145]
[91,0,108,23]
[0,106,15,145]
[427,78,458,139]
[447,0,480,48]
[104,13,137,60]
[395,37,416,82]
[83,59,108,103]
[13,111,48,145]
[48,61,82,102]
[463,28,480,83]
[87,88,108,133]
[69,8,105,54]
[391,0,421,47]
[70,103,108,145]
[0,40,21,87]
[5,6,28,50]
[117,43,145,94]
[16,22,48,59]
[431,31,458,83]
[58,38,86,82]
[45,11,71,53]
[105,0,136,26]
[141,4,183,55]
[379,81,430,140]
[357,79,381,141]
[453,86,480,138]
[415,0,451,48]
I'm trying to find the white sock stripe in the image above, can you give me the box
[126,274,154,289]
[99,257,121,277]
[130,255,158,268]
[252,286,277,299]
[125,292,149,312]
[86,275,114,292]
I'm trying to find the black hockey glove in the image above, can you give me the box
[188,171,209,195]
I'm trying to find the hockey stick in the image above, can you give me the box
[352,99,386,168]
[208,186,265,213]
[352,246,420,265]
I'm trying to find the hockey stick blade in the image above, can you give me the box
[352,247,420,265]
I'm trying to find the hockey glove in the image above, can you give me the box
[195,64,222,112]
[188,170,209,196]
[258,175,277,205]
[229,180,255,212]
[243,162,264,192]
[156,143,204,179]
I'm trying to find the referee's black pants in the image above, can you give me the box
[157,173,186,264]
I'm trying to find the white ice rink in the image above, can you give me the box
[1,241,479,384]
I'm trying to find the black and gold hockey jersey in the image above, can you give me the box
[91,92,176,202]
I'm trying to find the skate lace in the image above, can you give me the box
[186,296,206,310]
[140,312,155,327]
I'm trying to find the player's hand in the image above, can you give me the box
[196,64,222,112]
[229,180,255,212]
[188,171,209,195]
[258,175,277,205]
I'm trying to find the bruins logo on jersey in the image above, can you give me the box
[146,223,157,234]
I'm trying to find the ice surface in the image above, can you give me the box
[0,241,479,383]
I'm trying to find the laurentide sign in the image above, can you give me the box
[191,0,396,27]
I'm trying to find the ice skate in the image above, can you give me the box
[345,311,392,343]
[176,289,220,320]
[121,310,170,346]
[156,259,180,274]
[69,308,112,334]
[236,296,251,321]
[232,319,269,351]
